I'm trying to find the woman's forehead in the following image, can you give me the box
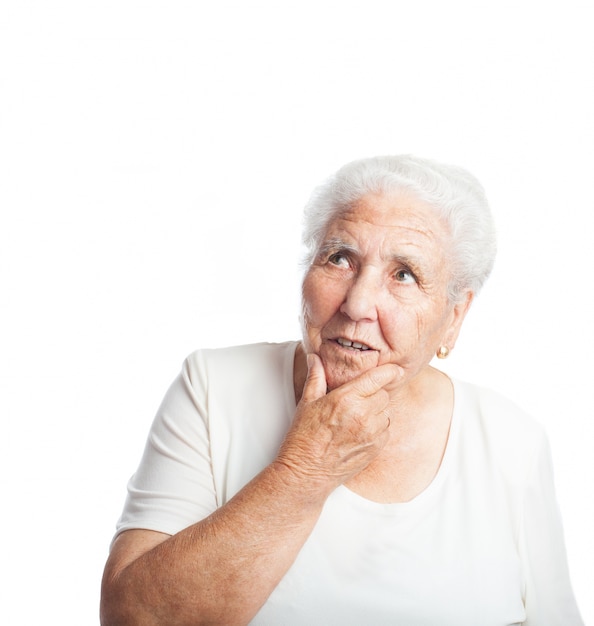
[326,193,449,248]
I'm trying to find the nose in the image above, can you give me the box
[339,268,380,322]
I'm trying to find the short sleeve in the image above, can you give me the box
[114,353,217,540]
[519,434,584,625]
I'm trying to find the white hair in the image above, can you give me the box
[302,154,497,302]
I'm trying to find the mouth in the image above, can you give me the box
[335,337,374,352]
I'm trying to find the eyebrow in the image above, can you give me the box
[319,238,424,266]
[316,238,359,257]
[389,253,424,270]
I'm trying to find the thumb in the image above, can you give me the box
[300,353,327,403]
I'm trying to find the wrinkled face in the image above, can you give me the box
[301,192,471,391]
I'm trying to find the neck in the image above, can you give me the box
[384,366,453,432]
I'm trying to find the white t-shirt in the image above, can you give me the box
[115,341,583,625]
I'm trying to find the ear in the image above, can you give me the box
[442,290,474,351]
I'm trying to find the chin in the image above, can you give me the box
[323,361,371,391]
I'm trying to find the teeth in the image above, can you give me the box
[337,338,370,351]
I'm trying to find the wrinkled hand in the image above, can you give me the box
[276,353,402,492]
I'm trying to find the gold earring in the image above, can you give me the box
[436,345,450,359]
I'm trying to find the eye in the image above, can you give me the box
[394,268,416,284]
[328,252,350,268]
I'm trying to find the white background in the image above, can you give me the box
[1,1,592,624]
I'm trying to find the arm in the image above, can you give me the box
[101,460,326,626]
[100,355,400,626]
[520,435,584,625]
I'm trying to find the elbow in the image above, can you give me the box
[100,598,132,626]
[100,568,219,626]
[100,568,148,626]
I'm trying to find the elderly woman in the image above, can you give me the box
[101,155,583,625]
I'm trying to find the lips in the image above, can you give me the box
[336,337,373,351]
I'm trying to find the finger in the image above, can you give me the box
[349,363,402,397]
[300,353,328,403]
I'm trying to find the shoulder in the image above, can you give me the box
[183,340,300,388]
[183,341,300,500]
[180,341,300,426]
[452,379,549,483]
[455,379,545,438]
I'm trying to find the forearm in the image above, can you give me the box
[101,461,331,626]
[102,356,399,625]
